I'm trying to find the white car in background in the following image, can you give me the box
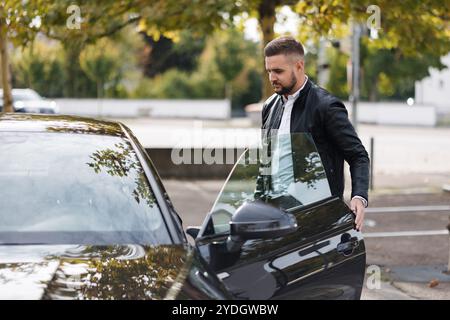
[0,88,59,114]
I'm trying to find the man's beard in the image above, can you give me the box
[272,72,297,96]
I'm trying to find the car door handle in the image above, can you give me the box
[337,236,359,256]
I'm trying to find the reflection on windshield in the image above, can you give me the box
[86,142,156,207]
[209,133,331,235]
[0,132,170,245]
[41,245,190,300]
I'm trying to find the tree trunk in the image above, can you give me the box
[0,19,13,113]
[97,80,104,118]
[225,81,232,107]
[258,0,278,100]
[369,77,378,102]
[63,40,85,97]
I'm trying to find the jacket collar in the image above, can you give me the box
[281,76,309,103]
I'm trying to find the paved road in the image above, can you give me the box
[364,193,450,267]
[164,179,222,228]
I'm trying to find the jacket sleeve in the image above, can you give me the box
[323,101,370,203]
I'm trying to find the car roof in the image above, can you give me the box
[0,113,125,137]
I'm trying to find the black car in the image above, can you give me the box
[0,114,366,300]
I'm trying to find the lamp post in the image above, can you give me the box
[350,22,361,132]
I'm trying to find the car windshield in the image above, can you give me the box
[0,131,171,245]
[206,133,332,235]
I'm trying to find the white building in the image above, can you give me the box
[415,53,450,108]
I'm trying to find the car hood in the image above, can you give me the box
[0,244,202,300]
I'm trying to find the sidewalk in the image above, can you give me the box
[361,190,450,300]
[362,266,450,300]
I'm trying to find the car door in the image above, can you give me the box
[194,133,366,300]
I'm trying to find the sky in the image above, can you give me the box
[243,6,300,42]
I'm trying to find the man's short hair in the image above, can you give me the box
[264,36,304,58]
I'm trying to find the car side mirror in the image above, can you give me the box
[227,200,298,252]
[186,226,200,239]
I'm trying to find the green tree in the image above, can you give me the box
[140,31,206,78]
[218,0,450,99]
[0,0,49,112]
[2,0,240,106]
[213,28,246,103]
[360,43,446,101]
[132,28,264,111]
[3,0,448,107]
[326,47,349,100]
[79,38,122,99]
[11,40,66,97]
[41,0,240,97]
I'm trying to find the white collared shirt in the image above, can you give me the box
[278,76,308,134]
[270,76,308,194]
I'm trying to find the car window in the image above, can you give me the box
[203,133,332,236]
[0,132,171,245]
[13,91,42,101]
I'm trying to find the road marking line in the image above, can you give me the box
[364,230,449,238]
[366,205,450,214]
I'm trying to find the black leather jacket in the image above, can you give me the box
[258,79,370,203]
